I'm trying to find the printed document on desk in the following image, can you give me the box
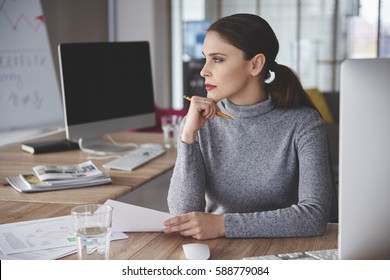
[0,246,76,260]
[104,199,173,232]
[0,216,128,259]
[0,216,75,255]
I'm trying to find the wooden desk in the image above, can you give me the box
[0,132,338,260]
[107,224,338,260]
[0,201,338,260]
[0,132,177,204]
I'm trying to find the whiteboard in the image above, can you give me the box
[0,0,64,131]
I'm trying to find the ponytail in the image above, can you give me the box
[266,63,318,112]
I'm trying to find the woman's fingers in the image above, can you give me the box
[191,96,217,120]
[164,214,189,228]
[164,212,225,240]
[181,96,217,144]
[164,214,193,233]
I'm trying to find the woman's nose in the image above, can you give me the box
[200,62,210,78]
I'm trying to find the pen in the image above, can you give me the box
[183,95,233,120]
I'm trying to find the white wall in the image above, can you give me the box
[45,0,171,108]
[42,0,108,95]
[115,0,171,108]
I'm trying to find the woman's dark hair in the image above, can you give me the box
[207,13,317,110]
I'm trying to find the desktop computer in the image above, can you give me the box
[58,41,156,154]
[338,58,390,260]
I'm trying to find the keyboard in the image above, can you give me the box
[103,144,166,171]
[243,249,338,260]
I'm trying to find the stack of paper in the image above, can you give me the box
[6,160,111,192]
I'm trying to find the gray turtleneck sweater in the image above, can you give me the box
[167,96,332,238]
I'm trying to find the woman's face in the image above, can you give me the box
[200,31,259,104]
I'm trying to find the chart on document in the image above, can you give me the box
[0,0,63,131]
[0,216,75,255]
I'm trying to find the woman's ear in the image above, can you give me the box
[250,53,266,77]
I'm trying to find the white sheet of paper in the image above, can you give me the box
[104,199,173,232]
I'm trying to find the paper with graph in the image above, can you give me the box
[0,215,128,259]
[0,216,75,255]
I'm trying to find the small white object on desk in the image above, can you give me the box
[182,243,210,260]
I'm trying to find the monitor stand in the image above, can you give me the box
[78,137,129,155]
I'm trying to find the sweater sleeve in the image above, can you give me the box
[167,123,207,214]
[224,111,332,238]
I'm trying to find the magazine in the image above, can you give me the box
[32,160,103,181]
[6,161,111,193]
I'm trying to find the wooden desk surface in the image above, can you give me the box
[0,132,338,260]
[107,224,338,260]
[0,132,177,204]
[0,201,338,260]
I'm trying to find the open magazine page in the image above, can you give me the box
[6,174,112,193]
[20,174,51,187]
[6,161,111,192]
[32,160,103,181]
[19,174,111,187]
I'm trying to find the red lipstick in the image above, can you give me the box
[205,84,216,91]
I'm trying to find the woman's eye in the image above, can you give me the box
[213,57,223,63]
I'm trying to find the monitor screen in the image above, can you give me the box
[339,58,390,259]
[58,41,156,153]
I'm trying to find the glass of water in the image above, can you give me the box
[71,204,113,260]
[161,115,182,149]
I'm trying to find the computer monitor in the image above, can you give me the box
[339,58,390,259]
[58,41,156,154]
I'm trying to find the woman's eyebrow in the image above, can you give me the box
[202,52,228,57]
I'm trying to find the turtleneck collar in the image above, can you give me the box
[219,95,274,119]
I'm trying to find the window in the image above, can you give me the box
[171,0,390,109]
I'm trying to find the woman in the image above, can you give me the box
[164,13,332,240]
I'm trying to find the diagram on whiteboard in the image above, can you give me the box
[0,0,64,131]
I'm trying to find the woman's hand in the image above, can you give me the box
[181,96,218,144]
[164,212,225,240]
